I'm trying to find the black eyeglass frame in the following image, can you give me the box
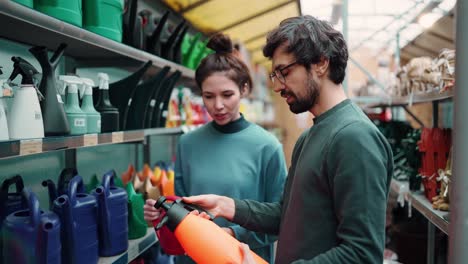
[269,61,298,84]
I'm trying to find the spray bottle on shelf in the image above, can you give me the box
[0,67,13,141]
[95,73,119,132]
[59,75,87,135]
[7,57,44,139]
[79,78,101,134]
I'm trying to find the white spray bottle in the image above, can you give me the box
[0,75,13,141]
[7,57,44,140]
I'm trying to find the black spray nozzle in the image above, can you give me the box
[9,57,39,85]
[0,66,3,75]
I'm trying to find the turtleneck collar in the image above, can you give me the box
[211,114,250,134]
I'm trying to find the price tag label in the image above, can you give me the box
[127,244,139,261]
[83,134,98,147]
[112,132,124,143]
[19,139,42,155]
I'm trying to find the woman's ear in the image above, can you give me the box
[240,83,249,97]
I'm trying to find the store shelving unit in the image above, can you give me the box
[0,128,186,160]
[0,0,195,85]
[390,179,449,235]
[364,89,454,108]
[98,228,158,264]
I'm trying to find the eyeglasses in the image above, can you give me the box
[269,61,298,85]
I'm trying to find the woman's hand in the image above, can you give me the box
[143,199,162,222]
[182,194,235,220]
[240,243,256,264]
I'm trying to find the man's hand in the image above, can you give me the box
[240,243,256,264]
[182,194,235,220]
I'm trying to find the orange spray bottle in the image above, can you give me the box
[155,196,267,264]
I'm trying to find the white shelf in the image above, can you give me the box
[355,89,454,108]
[390,179,449,235]
[98,228,158,264]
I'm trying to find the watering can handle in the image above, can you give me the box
[1,175,24,193]
[101,170,116,196]
[68,175,85,206]
[21,188,40,228]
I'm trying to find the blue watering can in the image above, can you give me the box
[0,175,28,263]
[2,188,61,264]
[0,175,26,227]
[42,168,82,209]
[53,175,99,264]
[92,170,128,256]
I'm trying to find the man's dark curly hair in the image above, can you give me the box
[263,15,348,84]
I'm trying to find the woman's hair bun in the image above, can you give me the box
[207,33,233,55]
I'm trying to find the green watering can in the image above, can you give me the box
[126,183,147,239]
[86,172,124,193]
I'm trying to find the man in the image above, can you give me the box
[145,15,393,264]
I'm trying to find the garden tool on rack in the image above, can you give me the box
[123,0,143,49]
[125,66,170,130]
[52,175,99,264]
[172,25,189,64]
[7,56,45,139]
[126,182,147,239]
[139,9,156,50]
[154,196,267,264]
[91,170,128,256]
[145,70,179,128]
[29,44,70,136]
[94,72,119,132]
[145,10,169,56]
[93,61,152,130]
[160,20,186,61]
[154,71,182,128]
[2,189,61,264]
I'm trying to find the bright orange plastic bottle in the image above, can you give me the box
[155,196,267,264]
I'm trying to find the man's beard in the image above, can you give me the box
[289,76,320,114]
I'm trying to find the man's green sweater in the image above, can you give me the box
[233,99,393,264]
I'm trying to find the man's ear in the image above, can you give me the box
[314,57,330,77]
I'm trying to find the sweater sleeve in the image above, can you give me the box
[292,122,392,264]
[230,145,287,247]
[174,140,188,197]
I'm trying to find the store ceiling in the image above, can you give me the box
[162,0,456,70]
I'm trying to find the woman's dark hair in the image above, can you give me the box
[195,33,252,93]
[263,15,348,84]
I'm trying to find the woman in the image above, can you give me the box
[144,33,287,264]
